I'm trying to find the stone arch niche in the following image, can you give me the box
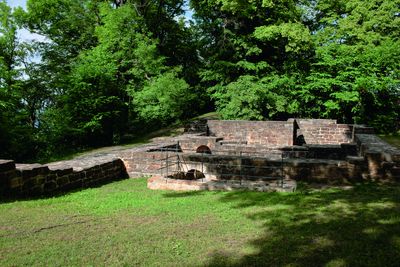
[196,145,211,154]
[186,169,206,180]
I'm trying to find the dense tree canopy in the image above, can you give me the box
[0,0,399,162]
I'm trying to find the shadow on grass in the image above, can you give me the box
[0,176,129,204]
[162,191,206,198]
[203,183,400,266]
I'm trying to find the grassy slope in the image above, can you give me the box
[1,179,400,266]
[43,112,220,163]
[380,134,400,148]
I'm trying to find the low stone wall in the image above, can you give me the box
[283,158,366,183]
[118,134,400,184]
[0,156,127,197]
[118,150,164,178]
[283,143,358,160]
[174,154,366,184]
[2,119,399,197]
[295,119,352,145]
[142,154,369,185]
[355,134,400,180]
[207,120,294,146]
[148,175,296,192]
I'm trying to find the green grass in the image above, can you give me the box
[1,179,400,266]
[380,134,400,148]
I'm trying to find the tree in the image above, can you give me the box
[301,0,400,127]
[0,1,40,161]
[133,70,194,124]
[191,0,313,119]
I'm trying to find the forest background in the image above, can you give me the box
[0,0,399,162]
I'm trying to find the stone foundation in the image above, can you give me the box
[148,175,296,192]
[117,119,399,185]
[1,118,399,197]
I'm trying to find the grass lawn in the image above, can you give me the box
[380,134,400,148]
[1,179,400,266]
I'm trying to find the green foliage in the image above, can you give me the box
[211,75,298,120]
[300,0,400,125]
[0,1,40,161]
[0,0,399,161]
[133,71,194,124]
[254,22,313,53]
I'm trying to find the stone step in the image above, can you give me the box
[346,156,366,164]
[212,173,282,181]
[218,140,248,145]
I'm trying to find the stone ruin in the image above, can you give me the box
[1,119,400,196]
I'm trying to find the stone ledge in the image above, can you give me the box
[0,156,127,197]
[0,160,15,172]
[148,176,296,192]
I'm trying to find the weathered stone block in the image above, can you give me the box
[16,164,50,180]
[29,185,44,195]
[50,167,73,177]
[44,181,58,192]
[0,170,17,181]
[9,177,23,189]
[46,174,57,182]
[0,160,15,172]
[68,173,81,182]
[57,176,70,187]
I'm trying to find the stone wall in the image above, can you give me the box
[148,175,296,192]
[118,150,164,178]
[295,119,352,145]
[170,153,366,183]
[354,134,400,180]
[138,134,399,184]
[0,156,127,197]
[178,135,222,152]
[2,119,399,197]
[207,120,294,146]
[206,119,356,146]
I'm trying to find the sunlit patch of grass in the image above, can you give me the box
[1,179,400,266]
[380,134,400,148]
[325,258,347,267]
[312,236,335,248]
[378,218,400,225]
[363,227,383,237]
[367,201,397,209]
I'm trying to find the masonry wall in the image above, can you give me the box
[178,136,222,152]
[2,119,399,198]
[0,156,127,197]
[355,134,400,180]
[207,120,294,146]
[295,119,352,145]
[118,150,165,178]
